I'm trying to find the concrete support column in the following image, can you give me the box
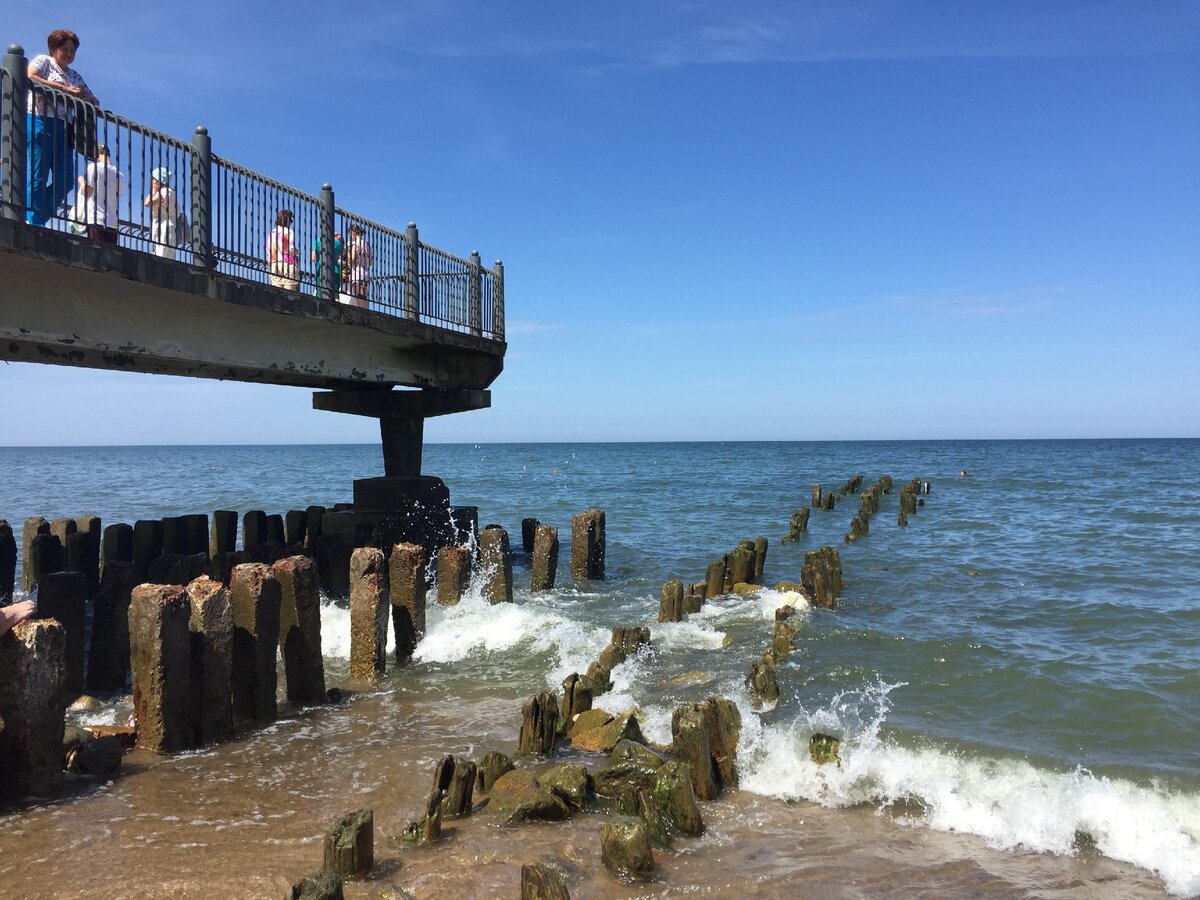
[34,571,87,695]
[388,543,426,666]
[349,547,388,681]
[273,555,326,704]
[187,576,233,744]
[380,416,423,477]
[229,563,281,722]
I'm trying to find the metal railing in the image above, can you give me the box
[0,43,504,342]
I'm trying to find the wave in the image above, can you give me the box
[738,680,1200,897]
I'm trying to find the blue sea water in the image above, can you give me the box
[1,438,1198,894]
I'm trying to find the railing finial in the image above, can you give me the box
[7,44,24,56]
[195,125,208,135]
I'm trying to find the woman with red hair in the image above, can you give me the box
[25,29,98,225]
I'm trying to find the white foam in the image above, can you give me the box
[738,680,1200,897]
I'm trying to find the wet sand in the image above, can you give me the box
[0,689,1169,899]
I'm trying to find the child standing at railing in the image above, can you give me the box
[346,223,372,309]
[144,167,180,258]
[76,142,123,244]
[267,209,300,290]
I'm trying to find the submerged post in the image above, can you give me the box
[190,126,213,268]
[1,45,28,222]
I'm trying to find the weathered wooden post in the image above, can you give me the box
[531,523,559,592]
[349,548,388,681]
[560,672,593,723]
[273,556,326,705]
[811,484,822,508]
[658,579,684,623]
[128,584,192,753]
[729,540,755,586]
[388,543,426,665]
[520,517,540,554]
[229,563,281,722]
[753,536,768,583]
[70,514,102,596]
[570,508,605,580]
[131,519,163,585]
[323,809,374,881]
[187,576,233,744]
[33,571,87,695]
[20,517,49,592]
[242,510,268,556]
[479,526,513,603]
[705,559,726,599]
[517,691,559,756]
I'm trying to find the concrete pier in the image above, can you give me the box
[21,516,49,592]
[274,556,327,704]
[0,520,14,601]
[479,526,513,604]
[129,584,192,753]
[349,548,389,681]
[388,543,426,666]
[229,563,282,722]
[86,561,133,692]
[187,576,234,744]
[0,619,66,799]
[33,571,87,695]
[101,523,133,580]
[209,511,238,561]
[436,546,471,606]
[131,519,163,585]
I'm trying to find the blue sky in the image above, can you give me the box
[4,1,1198,444]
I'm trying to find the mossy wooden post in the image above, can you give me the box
[531,523,559,592]
[811,484,822,508]
[229,563,282,722]
[600,818,655,881]
[0,619,66,800]
[705,559,725,599]
[323,808,373,881]
[34,571,87,695]
[128,584,192,753]
[273,555,326,704]
[753,536,768,582]
[570,508,605,580]
[658,579,684,623]
[479,526,513,603]
[560,672,593,723]
[388,542,426,665]
[671,703,719,800]
[728,540,755,586]
[521,862,570,900]
[349,547,388,681]
[187,576,233,745]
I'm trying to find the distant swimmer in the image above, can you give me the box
[959,470,969,477]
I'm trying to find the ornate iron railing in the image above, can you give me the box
[0,43,504,342]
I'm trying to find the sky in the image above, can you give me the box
[3,1,1198,444]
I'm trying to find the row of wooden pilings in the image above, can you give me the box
[0,506,609,804]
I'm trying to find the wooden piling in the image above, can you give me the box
[129,584,192,753]
[388,543,426,666]
[273,556,326,705]
[349,548,388,681]
[229,563,282,722]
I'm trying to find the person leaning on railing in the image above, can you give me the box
[25,28,98,226]
[144,167,183,258]
[267,209,300,291]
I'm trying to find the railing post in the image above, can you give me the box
[468,250,482,337]
[494,259,505,341]
[404,221,419,320]
[320,183,335,302]
[1,44,28,223]
[190,126,213,268]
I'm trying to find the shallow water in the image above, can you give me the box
[1,439,1198,897]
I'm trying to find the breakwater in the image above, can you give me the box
[0,440,1197,897]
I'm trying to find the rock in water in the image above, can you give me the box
[810,733,840,765]
[285,869,344,900]
[488,769,570,823]
[599,818,655,881]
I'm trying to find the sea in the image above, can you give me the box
[0,439,1197,898]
